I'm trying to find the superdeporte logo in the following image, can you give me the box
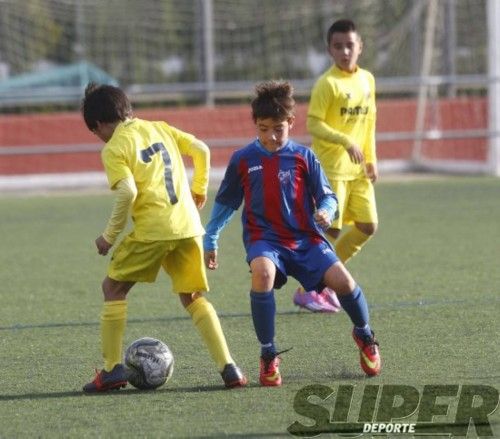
[288,384,499,437]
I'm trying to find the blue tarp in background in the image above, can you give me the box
[0,61,118,106]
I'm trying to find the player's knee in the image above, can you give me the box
[326,227,341,240]
[357,222,377,236]
[334,277,358,295]
[324,262,356,295]
[102,277,132,301]
[101,277,115,297]
[179,292,203,308]
[251,269,274,291]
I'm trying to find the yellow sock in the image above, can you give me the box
[334,226,372,264]
[186,297,233,372]
[101,300,127,372]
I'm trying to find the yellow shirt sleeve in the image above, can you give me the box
[306,115,354,149]
[167,126,210,195]
[364,115,377,165]
[102,176,137,244]
[185,139,210,195]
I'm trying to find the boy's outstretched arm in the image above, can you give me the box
[97,176,137,255]
[203,201,236,270]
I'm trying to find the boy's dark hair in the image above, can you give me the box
[251,80,295,122]
[81,82,132,131]
[326,19,358,45]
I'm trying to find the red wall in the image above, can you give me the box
[0,97,488,175]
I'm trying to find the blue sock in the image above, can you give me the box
[337,285,372,337]
[250,290,276,357]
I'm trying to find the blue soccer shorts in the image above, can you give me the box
[246,239,339,291]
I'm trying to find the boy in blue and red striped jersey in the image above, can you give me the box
[203,80,381,386]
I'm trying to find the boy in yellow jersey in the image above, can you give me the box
[294,19,378,313]
[80,83,247,392]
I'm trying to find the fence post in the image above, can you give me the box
[201,0,215,107]
[488,0,500,176]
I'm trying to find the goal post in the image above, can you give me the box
[402,0,496,175]
[487,0,500,176]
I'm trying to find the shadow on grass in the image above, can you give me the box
[3,296,500,332]
[0,382,262,402]
[0,311,299,332]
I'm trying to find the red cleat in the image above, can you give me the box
[352,330,381,377]
[221,363,248,388]
[83,364,128,393]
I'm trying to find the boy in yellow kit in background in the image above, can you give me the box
[81,83,247,392]
[294,19,378,312]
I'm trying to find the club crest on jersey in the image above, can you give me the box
[278,169,292,184]
[248,165,263,174]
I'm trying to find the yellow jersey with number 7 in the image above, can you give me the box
[101,118,206,241]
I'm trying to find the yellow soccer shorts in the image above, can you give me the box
[330,177,378,229]
[108,233,209,293]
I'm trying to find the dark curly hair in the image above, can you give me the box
[251,80,295,122]
[81,82,132,131]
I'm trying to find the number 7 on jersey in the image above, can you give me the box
[140,143,178,204]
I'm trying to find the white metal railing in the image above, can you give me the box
[0,74,496,109]
[0,129,497,157]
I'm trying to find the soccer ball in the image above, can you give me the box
[124,337,174,390]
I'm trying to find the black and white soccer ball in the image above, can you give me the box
[124,337,174,390]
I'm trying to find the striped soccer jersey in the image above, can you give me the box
[215,139,336,251]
